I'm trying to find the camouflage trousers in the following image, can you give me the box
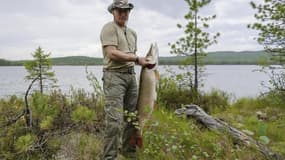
[102,70,138,160]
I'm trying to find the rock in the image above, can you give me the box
[256,111,267,121]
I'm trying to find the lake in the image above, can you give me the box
[0,65,272,99]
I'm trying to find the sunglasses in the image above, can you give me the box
[114,8,130,13]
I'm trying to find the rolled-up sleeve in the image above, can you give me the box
[100,24,118,47]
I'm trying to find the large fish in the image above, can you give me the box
[137,43,159,131]
[127,44,159,148]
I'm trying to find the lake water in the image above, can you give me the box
[0,65,272,99]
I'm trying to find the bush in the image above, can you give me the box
[158,76,230,113]
[197,89,230,113]
[260,68,285,108]
[0,89,104,159]
[71,106,96,125]
[157,77,193,109]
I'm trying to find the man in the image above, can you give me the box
[100,0,149,159]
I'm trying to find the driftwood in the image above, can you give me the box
[175,104,283,160]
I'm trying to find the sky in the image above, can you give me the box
[0,0,263,60]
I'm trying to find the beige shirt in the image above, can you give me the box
[100,21,137,69]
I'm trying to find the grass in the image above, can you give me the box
[0,87,284,159]
[136,106,266,160]
[213,96,285,155]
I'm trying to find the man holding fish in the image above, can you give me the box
[100,0,159,159]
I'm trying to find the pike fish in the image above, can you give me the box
[137,43,159,130]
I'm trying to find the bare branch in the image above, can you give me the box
[24,76,40,128]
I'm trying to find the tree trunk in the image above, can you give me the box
[39,56,43,94]
[175,104,283,160]
[194,7,198,93]
[24,76,39,128]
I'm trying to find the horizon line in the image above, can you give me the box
[2,49,266,61]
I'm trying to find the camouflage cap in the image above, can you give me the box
[108,0,134,13]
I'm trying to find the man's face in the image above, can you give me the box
[113,8,130,26]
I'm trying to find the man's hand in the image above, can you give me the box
[137,57,150,66]
[104,46,153,67]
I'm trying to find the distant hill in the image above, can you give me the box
[0,56,103,66]
[0,59,12,66]
[0,50,272,66]
[203,50,270,64]
[159,50,271,65]
[50,56,103,65]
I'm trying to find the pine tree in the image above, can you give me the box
[24,47,56,94]
[169,0,220,93]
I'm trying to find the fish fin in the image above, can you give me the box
[153,90,157,101]
[129,132,143,148]
[154,70,160,80]
[154,101,158,110]
[136,136,143,148]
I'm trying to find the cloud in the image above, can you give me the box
[133,0,187,18]
[202,0,263,51]
[0,0,263,60]
[129,7,185,57]
[0,0,110,59]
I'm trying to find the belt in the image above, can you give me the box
[103,67,135,74]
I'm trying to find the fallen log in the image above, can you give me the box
[175,104,283,160]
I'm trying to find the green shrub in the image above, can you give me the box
[157,77,193,109]
[197,89,230,113]
[15,134,35,152]
[0,89,104,159]
[158,76,230,113]
[71,106,96,125]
